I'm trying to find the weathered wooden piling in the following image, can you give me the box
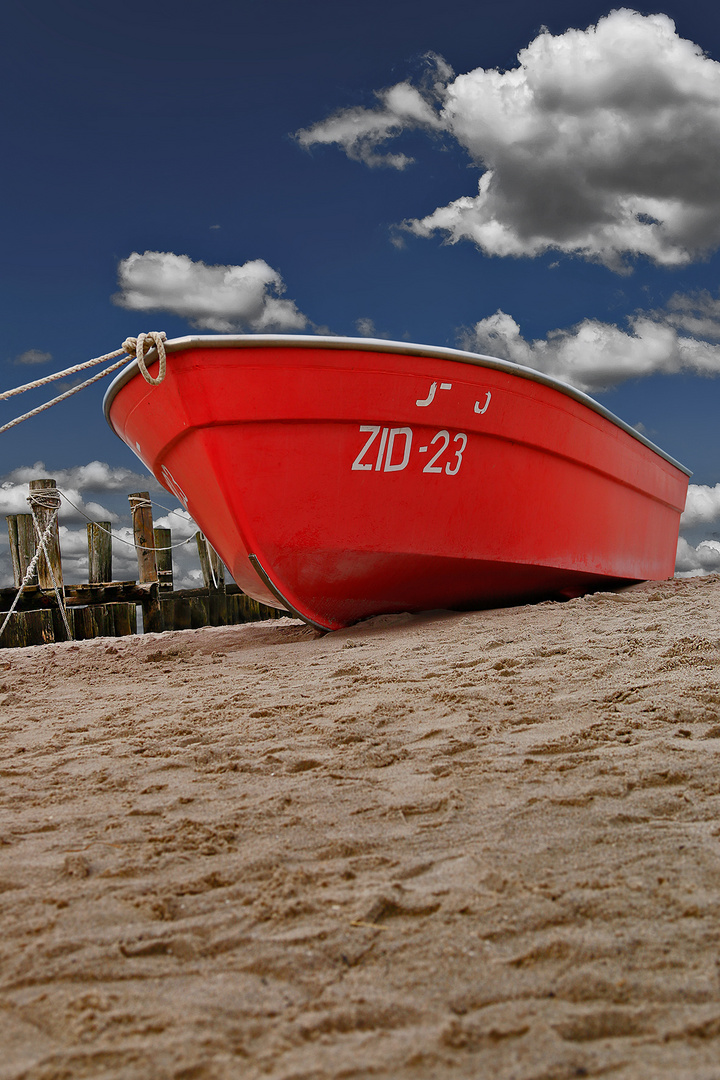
[70,602,136,641]
[196,532,227,625]
[196,532,214,590]
[2,477,286,648]
[128,492,157,582]
[129,491,163,634]
[6,516,21,587]
[16,514,39,586]
[87,522,112,584]
[28,479,64,593]
[154,527,173,592]
[0,608,54,648]
[27,479,70,641]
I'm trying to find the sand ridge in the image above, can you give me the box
[2,575,720,1078]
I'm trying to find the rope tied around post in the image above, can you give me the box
[27,484,72,640]
[128,495,154,513]
[0,489,69,642]
[27,489,62,512]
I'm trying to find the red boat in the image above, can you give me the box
[104,335,690,631]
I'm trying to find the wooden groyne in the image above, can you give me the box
[2,478,283,648]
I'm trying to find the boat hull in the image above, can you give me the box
[104,337,689,630]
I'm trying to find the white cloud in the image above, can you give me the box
[354,316,392,339]
[680,484,720,529]
[0,462,204,588]
[355,317,377,336]
[676,537,720,576]
[11,349,52,366]
[459,295,720,393]
[296,55,449,168]
[0,481,117,524]
[153,507,198,540]
[299,12,720,269]
[114,250,310,333]
[2,460,160,494]
[1,500,203,591]
[664,290,720,340]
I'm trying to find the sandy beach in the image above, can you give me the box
[2,575,720,1079]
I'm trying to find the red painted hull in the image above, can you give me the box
[104,336,689,631]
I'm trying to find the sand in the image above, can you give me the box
[2,575,720,1079]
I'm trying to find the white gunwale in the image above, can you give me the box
[103,334,691,477]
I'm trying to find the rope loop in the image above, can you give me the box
[129,496,153,511]
[123,331,167,385]
[28,489,62,512]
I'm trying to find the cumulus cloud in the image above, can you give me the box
[0,481,116,525]
[296,54,449,168]
[3,460,161,495]
[153,507,198,540]
[299,11,720,269]
[0,461,169,530]
[459,291,720,392]
[680,484,720,530]
[354,316,391,338]
[676,537,720,576]
[0,486,117,527]
[11,349,52,366]
[114,251,310,333]
[0,461,204,589]
[664,290,720,339]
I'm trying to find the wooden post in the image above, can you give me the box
[87,522,112,584]
[169,596,192,631]
[129,492,157,583]
[28,479,63,592]
[196,532,227,625]
[87,524,110,585]
[196,531,213,590]
[0,609,54,648]
[189,596,210,628]
[153,527,173,592]
[5,517,21,587]
[129,492,163,634]
[16,514,39,587]
[112,603,137,637]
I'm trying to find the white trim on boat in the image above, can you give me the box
[103,334,692,476]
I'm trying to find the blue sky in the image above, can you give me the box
[3,0,720,584]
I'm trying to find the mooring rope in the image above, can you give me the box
[0,332,167,435]
[203,534,219,589]
[28,490,72,639]
[0,486,197,642]
[0,495,67,642]
[61,490,196,553]
[0,330,185,642]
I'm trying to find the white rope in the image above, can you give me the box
[0,348,126,403]
[0,332,167,436]
[0,501,64,642]
[204,535,219,589]
[29,495,72,640]
[131,332,167,385]
[0,354,131,436]
[129,495,153,511]
[59,489,195,552]
[0,469,203,644]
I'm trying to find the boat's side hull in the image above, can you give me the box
[106,343,689,630]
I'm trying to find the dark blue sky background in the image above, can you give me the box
[3,0,720,486]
